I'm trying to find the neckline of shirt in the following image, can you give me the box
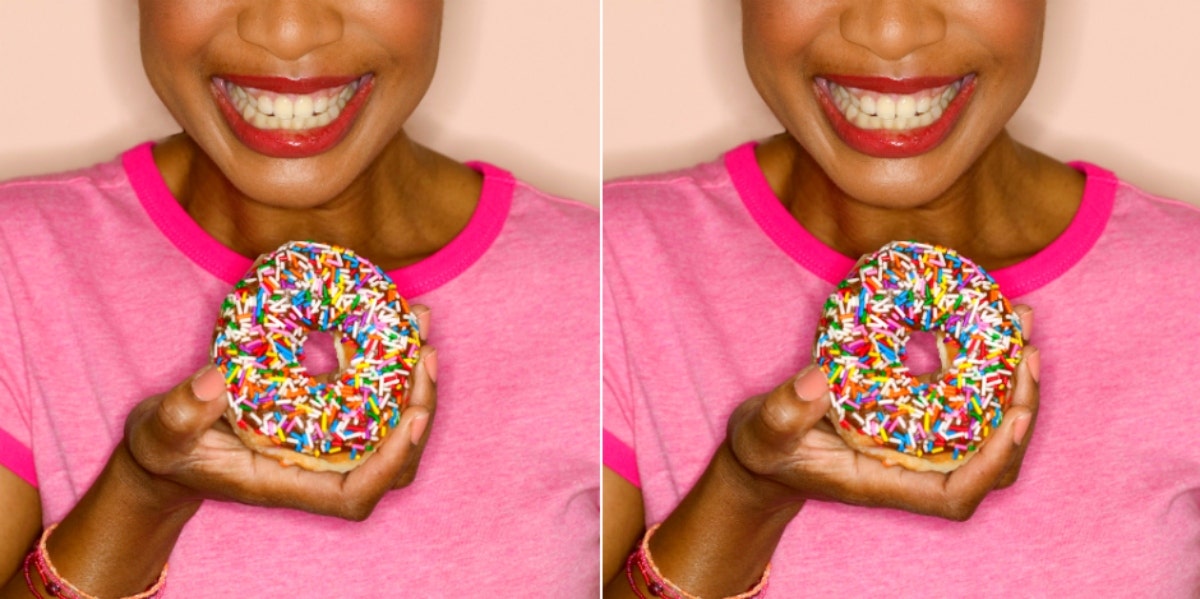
[121,142,514,298]
[724,141,1116,298]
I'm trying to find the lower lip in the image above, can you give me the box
[212,76,374,159]
[815,75,975,159]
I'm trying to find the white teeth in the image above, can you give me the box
[827,79,962,132]
[274,97,294,119]
[876,96,896,120]
[860,96,876,117]
[225,79,359,131]
[294,96,314,118]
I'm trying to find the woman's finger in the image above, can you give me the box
[412,304,431,343]
[284,348,441,516]
[406,346,438,417]
[935,343,1039,515]
[136,366,229,462]
[389,345,438,488]
[1014,304,1033,340]
[742,366,831,455]
[995,345,1041,488]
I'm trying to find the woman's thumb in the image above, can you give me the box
[752,366,831,449]
[152,366,229,447]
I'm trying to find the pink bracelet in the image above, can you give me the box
[625,523,770,599]
[22,523,168,599]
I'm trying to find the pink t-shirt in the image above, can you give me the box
[0,144,599,596]
[604,142,1200,595]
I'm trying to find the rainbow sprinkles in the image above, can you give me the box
[212,241,421,464]
[814,241,1023,468]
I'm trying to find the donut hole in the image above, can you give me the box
[300,331,341,377]
[904,330,943,379]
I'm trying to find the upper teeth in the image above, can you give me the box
[225,81,358,131]
[828,80,962,131]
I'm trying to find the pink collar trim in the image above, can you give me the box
[724,142,1116,298]
[122,142,514,298]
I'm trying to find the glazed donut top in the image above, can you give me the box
[212,241,421,461]
[814,241,1023,461]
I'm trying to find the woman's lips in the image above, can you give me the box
[212,74,374,159]
[815,74,976,159]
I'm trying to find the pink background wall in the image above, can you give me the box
[605,1,1200,206]
[3,4,1195,207]
[0,2,600,204]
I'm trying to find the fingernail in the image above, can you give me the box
[1026,347,1040,383]
[1011,414,1031,446]
[409,413,429,445]
[422,349,438,384]
[1016,305,1032,326]
[191,366,225,401]
[414,306,431,338]
[793,367,827,402]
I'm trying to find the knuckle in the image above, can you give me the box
[342,498,378,522]
[758,393,799,435]
[995,475,1016,490]
[126,416,174,476]
[392,470,416,489]
[727,435,767,478]
[942,497,980,522]
[154,395,193,437]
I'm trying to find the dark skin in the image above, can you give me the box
[604,0,1079,594]
[0,1,482,596]
[1,311,436,597]
[760,133,1082,270]
[154,134,481,272]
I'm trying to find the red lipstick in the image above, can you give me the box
[823,75,963,95]
[815,74,975,159]
[212,74,373,159]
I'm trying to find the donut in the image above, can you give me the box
[813,241,1023,472]
[211,241,422,473]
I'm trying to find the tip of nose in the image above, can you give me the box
[840,9,947,61]
[237,7,344,61]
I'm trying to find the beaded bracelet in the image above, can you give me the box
[625,523,770,599]
[22,523,168,599]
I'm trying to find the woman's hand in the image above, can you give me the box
[726,306,1039,521]
[122,305,438,521]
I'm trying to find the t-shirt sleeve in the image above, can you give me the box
[603,251,640,488]
[0,250,36,487]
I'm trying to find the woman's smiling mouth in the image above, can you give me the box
[815,74,976,158]
[224,79,358,131]
[212,74,374,158]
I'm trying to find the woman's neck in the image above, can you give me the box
[757,132,1085,271]
[153,133,482,271]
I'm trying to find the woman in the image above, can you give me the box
[604,2,1200,596]
[0,2,598,596]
